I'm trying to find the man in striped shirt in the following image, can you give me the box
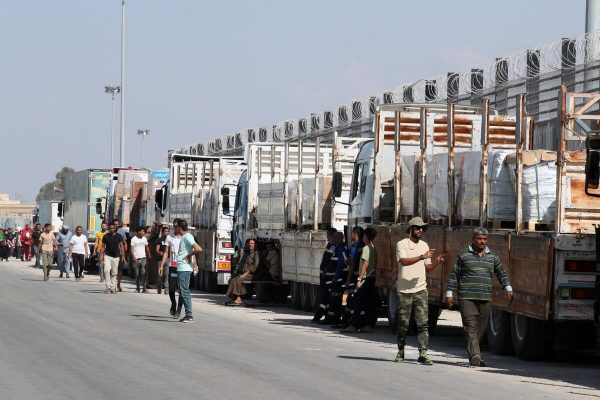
[446,227,513,367]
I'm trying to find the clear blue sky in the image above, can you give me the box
[0,0,586,202]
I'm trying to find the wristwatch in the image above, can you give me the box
[419,255,425,261]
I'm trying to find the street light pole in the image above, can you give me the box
[105,85,121,170]
[119,0,126,167]
[137,129,149,167]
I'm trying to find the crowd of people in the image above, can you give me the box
[18,215,515,366]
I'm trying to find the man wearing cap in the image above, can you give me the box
[447,227,513,367]
[394,217,445,365]
[56,225,73,278]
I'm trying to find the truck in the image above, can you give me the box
[107,168,149,231]
[63,169,112,269]
[339,89,599,360]
[36,201,62,232]
[167,153,245,291]
[230,138,365,307]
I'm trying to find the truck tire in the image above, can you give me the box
[205,271,218,293]
[310,284,319,310]
[428,305,441,335]
[198,269,207,292]
[301,283,313,311]
[511,313,550,360]
[256,283,270,303]
[487,308,514,355]
[388,290,399,334]
[291,282,302,310]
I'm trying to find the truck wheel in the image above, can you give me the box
[301,283,313,311]
[487,308,514,355]
[256,283,270,303]
[291,282,302,310]
[273,284,289,304]
[198,269,206,292]
[511,313,550,360]
[387,290,399,334]
[310,284,319,310]
[428,305,441,335]
[205,271,218,293]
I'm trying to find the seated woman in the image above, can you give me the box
[225,239,260,305]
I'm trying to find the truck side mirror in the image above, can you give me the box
[332,172,343,198]
[585,136,600,197]
[95,198,104,216]
[221,187,230,215]
[154,189,164,211]
[57,201,64,218]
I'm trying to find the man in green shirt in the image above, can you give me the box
[447,227,513,367]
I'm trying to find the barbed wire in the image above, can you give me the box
[176,31,600,155]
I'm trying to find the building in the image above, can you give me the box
[0,194,34,229]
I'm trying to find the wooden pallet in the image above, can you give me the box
[487,219,516,230]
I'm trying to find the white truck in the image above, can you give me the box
[36,201,62,232]
[340,90,600,360]
[168,153,245,291]
[231,138,365,307]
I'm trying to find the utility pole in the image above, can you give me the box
[119,0,126,167]
[105,85,121,170]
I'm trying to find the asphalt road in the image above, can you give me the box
[1,260,599,400]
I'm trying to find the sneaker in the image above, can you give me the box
[110,288,116,294]
[103,288,111,294]
[394,350,404,363]
[173,311,181,320]
[469,355,481,367]
[418,350,433,365]
[180,315,194,323]
[170,306,176,317]
[66,274,70,278]
[59,273,63,278]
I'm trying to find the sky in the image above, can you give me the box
[0,0,587,202]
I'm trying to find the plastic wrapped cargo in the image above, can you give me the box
[506,150,557,224]
[455,151,482,220]
[426,153,449,221]
[300,177,332,226]
[400,155,417,216]
[487,150,516,221]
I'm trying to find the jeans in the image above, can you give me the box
[33,245,40,267]
[133,258,147,291]
[178,271,192,317]
[396,289,429,351]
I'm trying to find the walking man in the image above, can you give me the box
[95,222,108,282]
[130,227,151,293]
[39,224,56,281]
[311,228,337,323]
[68,226,89,281]
[447,227,513,367]
[159,221,183,318]
[20,224,33,262]
[175,220,202,323]
[113,219,128,292]
[342,227,378,333]
[100,223,125,294]
[32,223,42,268]
[394,217,445,365]
[56,225,73,278]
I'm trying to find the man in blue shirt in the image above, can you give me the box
[175,220,202,323]
[56,225,73,278]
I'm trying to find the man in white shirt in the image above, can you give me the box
[159,219,184,318]
[68,226,89,281]
[394,217,445,365]
[131,227,151,293]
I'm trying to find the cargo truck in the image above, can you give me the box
[339,89,599,360]
[167,153,245,291]
[36,201,62,232]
